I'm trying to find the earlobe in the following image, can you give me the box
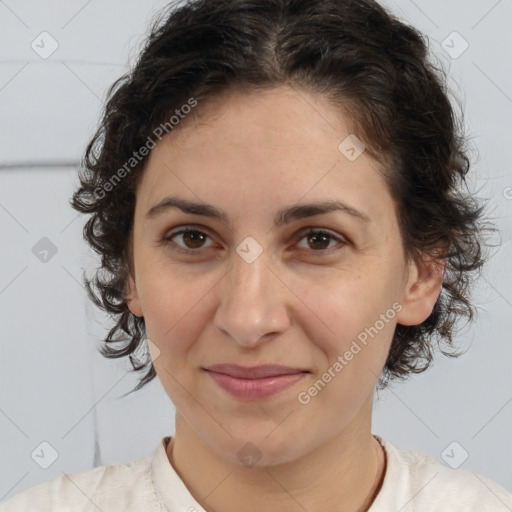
[396,253,445,326]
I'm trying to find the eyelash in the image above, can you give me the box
[161,225,348,256]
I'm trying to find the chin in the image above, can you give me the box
[212,431,309,469]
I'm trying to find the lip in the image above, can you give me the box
[204,364,309,400]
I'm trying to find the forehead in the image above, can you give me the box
[136,86,395,228]
[164,85,358,155]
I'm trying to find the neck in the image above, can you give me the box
[167,411,386,512]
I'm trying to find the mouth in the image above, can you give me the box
[204,364,310,378]
[203,364,310,400]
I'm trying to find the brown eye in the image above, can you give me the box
[306,231,331,250]
[295,228,347,253]
[181,230,208,249]
[163,228,213,252]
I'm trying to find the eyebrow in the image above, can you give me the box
[145,196,371,227]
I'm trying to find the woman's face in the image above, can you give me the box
[126,86,442,466]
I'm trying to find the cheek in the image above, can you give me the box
[297,271,399,370]
[296,294,397,422]
[138,268,214,363]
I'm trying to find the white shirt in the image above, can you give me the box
[2,435,511,511]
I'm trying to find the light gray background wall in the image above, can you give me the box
[1,0,511,503]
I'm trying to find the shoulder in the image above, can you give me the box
[0,455,155,511]
[374,436,512,511]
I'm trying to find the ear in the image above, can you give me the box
[124,240,144,318]
[125,270,144,317]
[396,252,446,326]
[125,271,143,317]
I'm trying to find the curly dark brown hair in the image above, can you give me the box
[71,0,497,394]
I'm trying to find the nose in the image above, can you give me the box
[213,250,291,348]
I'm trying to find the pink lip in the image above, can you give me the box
[204,364,309,400]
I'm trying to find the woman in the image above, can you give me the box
[2,0,511,510]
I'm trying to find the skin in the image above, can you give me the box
[126,85,444,512]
